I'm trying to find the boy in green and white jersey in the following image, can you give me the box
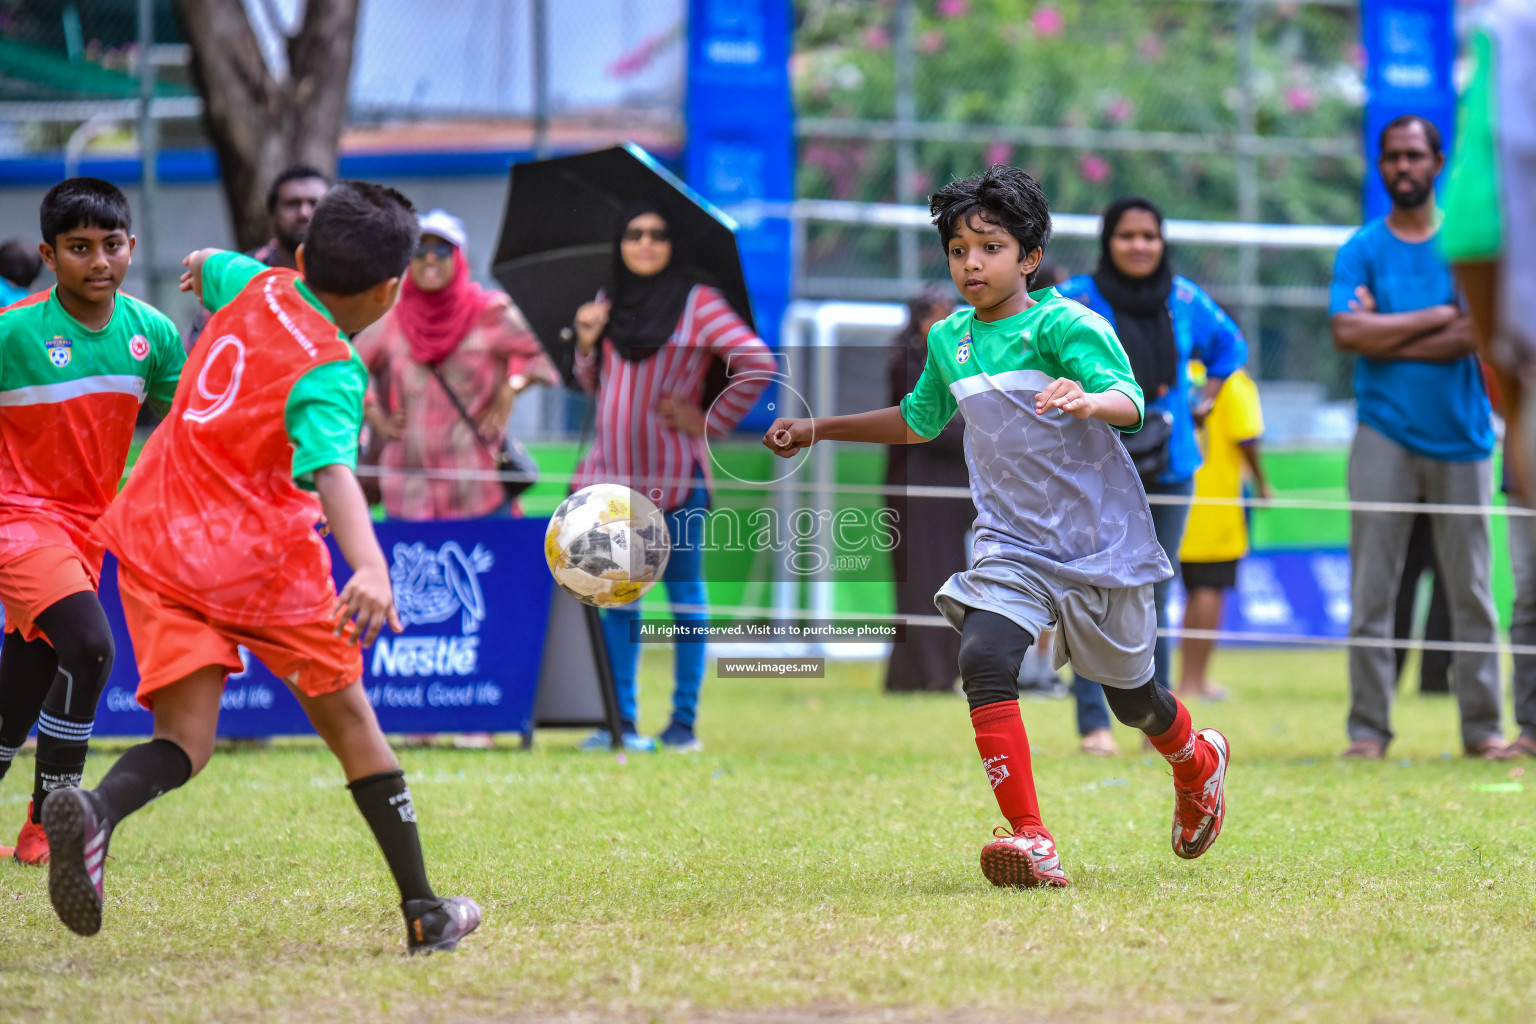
[0,178,184,864]
[764,166,1231,888]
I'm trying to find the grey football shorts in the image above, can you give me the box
[934,556,1156,689]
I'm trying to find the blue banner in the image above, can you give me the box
[686,0,794,432]
[92,518,554,736]
[1360,0,1457,221]
[1167,549,1352,641]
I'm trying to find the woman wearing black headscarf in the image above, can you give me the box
[1058,197,1248,754]
[569,202,776,752]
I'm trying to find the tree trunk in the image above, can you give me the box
[172,0,361,252]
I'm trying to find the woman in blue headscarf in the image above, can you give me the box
[1057,197,1248,755]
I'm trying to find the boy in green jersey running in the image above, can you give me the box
[0,178,184,864]
[764,166,1231,887]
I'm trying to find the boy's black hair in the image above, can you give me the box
[0,239,43,288]
[301,180,417,296]
[930,164,1053,288]
[266,163,331,213]
[40,177,132,247]
[1378,113,1442,155]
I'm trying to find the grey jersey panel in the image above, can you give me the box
[952,369,1172,588]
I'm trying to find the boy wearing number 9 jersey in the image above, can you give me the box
[43,181,481,954]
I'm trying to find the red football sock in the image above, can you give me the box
[970,700,1043,833]
[1148,699,1212,786]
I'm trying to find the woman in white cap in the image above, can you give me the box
[356,209,558,749]
[356,208,558,521]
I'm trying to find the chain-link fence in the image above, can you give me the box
[351,0,684,131]
[0,0,688,156]
[5,0,1365,403]
[0,0,194,157]
[793,0,1365,400]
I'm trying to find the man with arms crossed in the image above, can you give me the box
[1330,114,1503,759]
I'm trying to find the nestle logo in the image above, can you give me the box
[370,635,480,678]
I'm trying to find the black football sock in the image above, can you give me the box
[349,769,436,904]
[29,593,117,821]
[93,738,193,826]
[0,630,57,784]
[33,710,93,822]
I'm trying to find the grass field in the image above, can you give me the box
[3,647,1535,1023]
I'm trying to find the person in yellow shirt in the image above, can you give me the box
[1178,365,1269,700]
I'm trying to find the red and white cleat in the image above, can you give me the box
[1171,728,1229,860]
[979,826,1071,888]
[12,802,49,865]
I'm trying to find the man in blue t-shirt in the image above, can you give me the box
[1329,113,1505,760]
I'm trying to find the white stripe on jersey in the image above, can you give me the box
[0,373,147,407]
[950,368,1057,400]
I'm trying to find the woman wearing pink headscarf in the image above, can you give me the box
[357,209,558,520]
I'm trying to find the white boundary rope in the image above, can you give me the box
[354,465,1535,518]
[657,604,1536,657]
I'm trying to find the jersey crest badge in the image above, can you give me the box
[129,334,150,360]
[956,334,971,364]
[45,336,72,368]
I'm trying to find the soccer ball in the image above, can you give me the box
[545,484,671,607]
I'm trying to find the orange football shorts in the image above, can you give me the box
[0,546,97,643]
[116,562,363,710]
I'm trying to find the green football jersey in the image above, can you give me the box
[898,288,1170,588]
[0,285,184,570]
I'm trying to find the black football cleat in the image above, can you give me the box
[404,895,482,955]
[41,788,114,936]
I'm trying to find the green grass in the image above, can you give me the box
[4,648,1535,1023]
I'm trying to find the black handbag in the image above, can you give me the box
[1120,408,1173,486]
[429,365,539,502]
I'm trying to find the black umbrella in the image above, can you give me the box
[490,143,756,384]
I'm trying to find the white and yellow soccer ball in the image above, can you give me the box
[545,483,671,607]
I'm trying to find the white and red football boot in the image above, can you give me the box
[980,825,1071,888]
[1171,728,1229,860]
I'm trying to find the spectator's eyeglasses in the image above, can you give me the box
[622,226,670,244]
[413,240,455,260]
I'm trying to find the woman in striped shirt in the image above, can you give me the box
[571,203,775,752]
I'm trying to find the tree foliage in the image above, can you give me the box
[794,0,1364,225]
[794,1,1367,390]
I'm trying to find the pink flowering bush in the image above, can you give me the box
[791,0,1363,276]
[1030,5,1064,37]
[1285,86,1315,113]
[1078,154,1111,183]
